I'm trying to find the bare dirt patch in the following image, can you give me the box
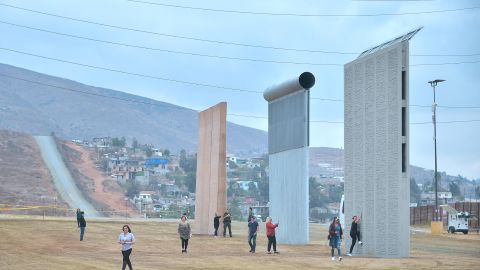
[0,130,67,215]
[0,217,478,270]
[61,142,136,216]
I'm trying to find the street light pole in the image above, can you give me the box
[428,79,445,221]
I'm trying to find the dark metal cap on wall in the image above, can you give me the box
[263,72,315,102]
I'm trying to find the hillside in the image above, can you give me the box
[0,130,67,213]
[0,63,267,155]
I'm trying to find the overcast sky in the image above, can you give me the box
[0,0,479,179]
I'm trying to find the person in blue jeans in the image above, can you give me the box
[78,211,86,241]
[248,215,259,253]
[328,217,343,261]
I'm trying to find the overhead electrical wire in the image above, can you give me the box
[1,47,479,109]
[0,47,260,93]
[0,3,479,57]
[127,0,480,18]
[0,20,342,67]
[1,73,479,126]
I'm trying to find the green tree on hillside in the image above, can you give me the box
[449,182,461,197]
[410,178,421,203]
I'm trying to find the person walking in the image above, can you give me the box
[76,208,82,228]
[347,215,363,256]
[248,215,259,253]
[265,217,279,254]
[223,211,232,237]
[329,217,343,261]
[118,225,135,270]
[178,215,191,253]
[78,211,86,241]
[213,212,221,237]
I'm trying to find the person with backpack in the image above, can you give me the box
[329,217,343,261]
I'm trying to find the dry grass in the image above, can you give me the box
[0,215,479,270]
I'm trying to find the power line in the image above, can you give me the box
[1,47,479,108]
[1,3,478,57]
[1,46,479,95]
[0,20,342,67]
[410,120,480,125]
[1,72,478,125]
[0,47,260,93]
[127,0,480,17]
[410,60,480,66]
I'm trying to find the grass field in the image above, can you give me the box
[1,215,479,270]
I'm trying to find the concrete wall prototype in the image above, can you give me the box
[264,72,314,244]
[194,102,227,235]
[344,41,410,257]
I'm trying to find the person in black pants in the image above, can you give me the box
[347,215,362,256]
[265,217,279,254]
[213,212,221,237]
[78,212,86,241]
[223,211,232,237]
[247,216,259,253]
[118,225,135,270]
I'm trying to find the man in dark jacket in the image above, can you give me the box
[348,215,362,256]
[213,212,221,237]
[79,212,87,241]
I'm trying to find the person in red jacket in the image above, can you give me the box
[265,217,279,254]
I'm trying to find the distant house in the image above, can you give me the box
[145,158,169,175]
[420,191,454,205]
[138,191,155,204]
[236,180,258,191]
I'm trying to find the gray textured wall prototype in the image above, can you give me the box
[344,41,410,258]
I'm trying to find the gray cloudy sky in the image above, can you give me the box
[0,0,479,178]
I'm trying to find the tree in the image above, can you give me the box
[410,178,421,204]
[163,149,170,157]
[126,180,139,198]
[449,182,461,197]
[185,172,196,193]
[131,137,139,152]
[228,160,238,169]
[112,137,126,147]
[229,198,243,221]
[475,186,480,199]
[309,177,326,208]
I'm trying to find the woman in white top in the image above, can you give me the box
[118,225,135,270]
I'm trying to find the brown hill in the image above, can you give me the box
[0,130,67,214]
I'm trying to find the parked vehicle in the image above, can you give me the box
[442,205,470,234]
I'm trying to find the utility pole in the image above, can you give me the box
[428,79,445,221]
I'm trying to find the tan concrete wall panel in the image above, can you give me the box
[195,102,227,234]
